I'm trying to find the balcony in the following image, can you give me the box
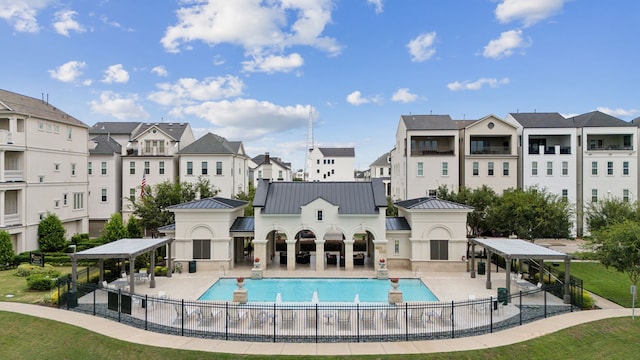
[587,134,633,152]
[3,213,20,227]
[3,170,23,182]
[410,136,455,156]
[528,145,572,155]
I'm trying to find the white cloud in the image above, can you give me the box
[447,77,510,91]
[483,29,528,58]
[160,0,340,71]
[148,76,245,106]
[174,99,312,140]
[0,0,51,33]
[89,91,149,120]
[346,91,370,106]
[407,32,436,62]
[151,66,168,77]
[495,0,564,27]
[596,107,640,118]
[242,53,304,73]
[391,88,418,103]
[52,9,85,36]
[82,79,92,86]
[368,0,383,14]
[48,60,86,82]
[102,64,129,84]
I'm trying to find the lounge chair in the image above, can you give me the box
[305,308,317,327]
[382,307,399,327]
[440,306,453,325]
[198,306,221,326]
[360,308,375,328]
[409,308,424,326]
[102,280,117,290]
[281,309,296,328]
[173,304,199,324]
[249,308,267,327]
[337,309,351,329]
[227,306,247,327]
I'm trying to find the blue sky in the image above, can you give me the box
[2,0,639,171]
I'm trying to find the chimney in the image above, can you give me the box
[263,152,273,180]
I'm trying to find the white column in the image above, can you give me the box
[344,239,354,270]
[315,240,325,271]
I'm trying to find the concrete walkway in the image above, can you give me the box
[0,302,632,356]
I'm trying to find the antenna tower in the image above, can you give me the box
[304,106,314,181]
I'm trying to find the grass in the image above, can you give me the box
[1,311,639,359]
[565,262,634,308]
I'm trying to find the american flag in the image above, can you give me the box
[140,173,146,198]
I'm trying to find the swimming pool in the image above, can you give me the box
[198,278,438,303]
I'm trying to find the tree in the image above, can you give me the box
[234,182,256,216]
[126,216,143,238]
[194,176,219,199]
[100,213,128,243]
[38,213,66,252]
[437,185,498,237]
[386,197,398,217]
[591,220,640,287]
[0,230,14,269]
[586,197,639,233]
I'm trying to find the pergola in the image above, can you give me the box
[468,238,572,304]
[69,237,174,294]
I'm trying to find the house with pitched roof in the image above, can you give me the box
[161,178,472,273]
[177,132,249,198]
[250,153,292,185]
[306,147,355,181]
[369,151,392,196]
[87,135,122,237]
[0,89,89,252]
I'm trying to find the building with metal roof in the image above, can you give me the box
[306,147,356,182]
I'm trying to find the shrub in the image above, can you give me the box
[15,263,60,278]
[0,230,14,269]
[38,213,67,252]
[154,266,168,276]
[27,274,58,290]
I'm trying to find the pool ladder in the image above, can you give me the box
[218,265,225,277]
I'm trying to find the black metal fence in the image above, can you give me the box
[62,280,582,343]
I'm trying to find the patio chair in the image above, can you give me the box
[102,280,117,290]
[337,309,351,329]
[305,308,317,327]
[249,308,267,327]
[382,307,399,327]
[409,308,425,327]
[198,307,221,326]
[360,308,375,328]
[281,309,296,328]
[227,306,247,327]
[440,306,453,325]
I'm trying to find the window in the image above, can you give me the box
[258,170,262,178]
[623,161,629,175]
[488,162,494,176]
[394,240,400,255]
[193,240,211,260]
[187,161,193,175]
[532,161,538,176]
[73,192,84,209]
[503,162,509,176]
[63,193,68,206]
[87,162,92,175]
[216,161,222,175]
[430,240,449,260]
[472,162,479,176]
[144,161,150,175]
[159,161,165,175]
[101,188,107,202]
[101,162,107,175]
[129,189,135,202]
[379,168,384,176]
[317,210,323,221]
[38,121,44,131]
[67,126,72,140]
[54,200,60,208]
[278,170,283,179]
[592,189,598,203]
[54,163,60,172]
[562,161,568,176]
[428,189,437,197]
[417,162,423,176]
[442,162,448,176]
[546,161,553,176]
[591,161,598,175]
[562,189,568,201]
[144,140,165,155]
[71,164,76,176]
[607,161,613,175]
[201,161,208,175]
[624,189,630,203]
[39,175,44,183]
[130,161,136,175]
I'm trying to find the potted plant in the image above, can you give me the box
[379,258,386,269]
[236,277,245,288]
[253,257,261,268]
[389,277,399,289]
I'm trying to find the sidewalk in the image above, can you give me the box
[0,301,631,355]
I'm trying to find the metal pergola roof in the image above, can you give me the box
[470,238,569,261]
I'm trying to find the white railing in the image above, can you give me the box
[3,170,23,182]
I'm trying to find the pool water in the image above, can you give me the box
[198,278,438,303]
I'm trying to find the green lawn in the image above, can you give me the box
[1,311,639,360]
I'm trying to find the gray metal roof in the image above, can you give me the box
[319,147,355,157]
[168,197,247,210]
[70,238,173,259]
[632,116,640,126]
[132,122,190,141]
[470,238,569,260]
[90,121,141,135]
[572,110,634,127]
[401,115,457,130]
[89,134,122,155]
[395,197,473,211]
[252,154,290,169]
[0,89,88,128]
[230,217,255,232]
[254,179,386,214]
[508,113,571,128]
[158,224,175,231]
[386,217,411,231]
[370,151,391,166]
[178,132,244,155]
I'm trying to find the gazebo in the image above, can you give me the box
[468,238,572,304]
[69,237,174,294]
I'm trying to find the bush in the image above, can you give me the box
[38,213,67,252]
[154,266,168,276]
[581,290,596,309]
[27,274,58,290]
[0,230,14,269]
[15,263,60,278]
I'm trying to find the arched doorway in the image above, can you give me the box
[352,230,375,268]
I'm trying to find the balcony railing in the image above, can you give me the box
[3,170,23,182]
[528,145,571,155]
[4,213,20,226]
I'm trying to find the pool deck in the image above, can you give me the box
[1,263,630,356]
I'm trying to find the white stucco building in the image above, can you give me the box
[306,147,355,181]
[87,135,122,237]
[0,89,89,252]
[369,151,392,197]
[250,153,292,186]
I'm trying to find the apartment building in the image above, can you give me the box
[87,135,122,237]
[0,89,89,252]
[177,132,249,198]
[306,147,355,181]
[369,151,392,197]
[250,153,292,186]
